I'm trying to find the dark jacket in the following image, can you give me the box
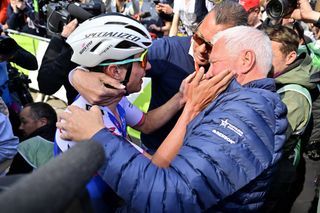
[91,78,288,212]
[141,36,194,151]
[37,36,78,104]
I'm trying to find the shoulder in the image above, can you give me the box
[150,36,191,55]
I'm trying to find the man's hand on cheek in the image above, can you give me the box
[71,69,126,106]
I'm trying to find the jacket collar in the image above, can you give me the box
[226,78,276,93]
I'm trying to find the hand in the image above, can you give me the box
[149,24,160,31]
[16,0,26,11]
[57,105,105,141]
[178,72,196,106]
[183,68,234,118]
[71,69,126,105]
[291,0,319,23]
[10,0,19,13]
[158,3,173,14]
[61,19,78,38]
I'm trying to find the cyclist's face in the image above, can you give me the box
[126,53,151,93]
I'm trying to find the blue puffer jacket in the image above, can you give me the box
[92,78,288,212]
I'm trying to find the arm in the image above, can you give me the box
[10,46,38,70]
[37,37,73,95]
[291,0,320,23]
[37,19,78,95]
[0,113,19,163]
[69,69,126,105]
[133,92,184,134]
[169,11,179,37]
[151,69,234,167]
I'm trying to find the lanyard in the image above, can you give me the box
[107,104,127,138]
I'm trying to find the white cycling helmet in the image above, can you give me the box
[67,13,152,67]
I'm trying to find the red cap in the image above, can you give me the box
[239,0,260,12]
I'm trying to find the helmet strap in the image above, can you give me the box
[121,62,133,96]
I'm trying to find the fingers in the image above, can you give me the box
[58,111,71,122]
[208,69,232,85]
[193,67,205,84]
[67,105,82,113]
[185,72,196,84]
[99,74,126,90]
[90,105,103,116]
[208,70,234,95]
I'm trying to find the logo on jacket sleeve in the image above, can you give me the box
[211,119,244,144]
[219,119,243,137]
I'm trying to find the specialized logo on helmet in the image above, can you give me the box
[79,41,93,55]
[85,32,141,42]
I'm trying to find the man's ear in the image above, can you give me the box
[37,117,48,127]
[285,51,297,65]
[104,65,121,80]
[239,50,255,74]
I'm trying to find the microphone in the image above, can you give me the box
[66,3,94,23]
[0,141,105,212]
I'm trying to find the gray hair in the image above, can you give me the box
[211,26,272,74]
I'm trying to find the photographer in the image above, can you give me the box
[37,19,79,104]
[0,36,38,137]
[5,0,46,36]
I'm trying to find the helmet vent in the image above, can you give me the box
[90,41,103,52]
[115,40,139,49]
[104,21,127,26]
[125,25,149,38]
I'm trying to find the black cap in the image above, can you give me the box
[0,36,19,57]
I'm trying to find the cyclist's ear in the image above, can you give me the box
[104,64,123,81]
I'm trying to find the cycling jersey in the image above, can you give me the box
[55,95,145,154]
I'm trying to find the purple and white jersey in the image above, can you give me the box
[55,96,144,153]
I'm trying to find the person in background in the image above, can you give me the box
[0,0,9,25]
[0,36,37,138]
[5,0,45,36]
[239,0,263,28]
[169,0,208,36]
[19,102,57,141]
[37,19,79,105]
[263,24,318,213]
[149,1,174,37]
[7,102,57,175]
[110,0,139,16]
[0,98,18,175]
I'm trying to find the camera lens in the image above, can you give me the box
[266,0,285,19]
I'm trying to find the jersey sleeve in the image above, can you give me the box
[120,97,144,127]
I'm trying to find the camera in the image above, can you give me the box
[7,65,33,106]
[46,0,104,34]
[266,0,297,20]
